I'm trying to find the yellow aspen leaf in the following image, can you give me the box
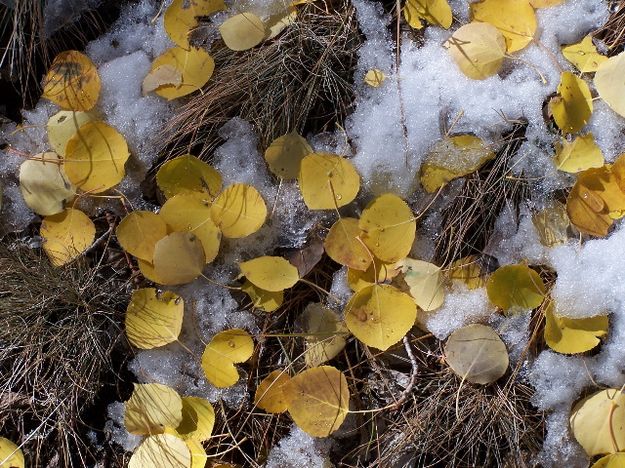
[164,0,224,48]
[42,50,101,111]
[124,383,183,435]
[125,288,184,349]
[486,264,546,312]
[530,0,563,6]
[347,257,400,292]
[0,437,24,468]
[160,192,222,263]
[403,0,452,29]
[186,438,208,468]
[241,280,283,312]
[544,301,608,354]
[264,131,312,179]
[152,232,206,285]
[444,22,506,80]
[255,370,291,413]
[116,211,168,262]
[592,453,625,468]
[324,217,372,271]
[570,389,625,457]
[344,284,416,351]
[595,52,625,118]
[47,110,98,156]
[470,0,537,53]
[19,152,75,216]
[283,366,349,437]
[40,208,95,267]
[219,13,267,51]
[298,152,360,210]
[358,193,416,263]
[532,200,570,246]
[550,72,593,134]
[151,47,215,100]
[364,69,386,87]
[265,7,297,40]
[567,165,625,237]
[449,255,485,289]
[201,329,254,388]
[128,431,191,468]
[562,35,608,73]
[554,134,605,173]
[397,258,445,311]
[210,183,267,238]
[239,256,299,292]
[176,396,215,442]
[142,64,182,95]
[137,258,163,284]
[444,324,509,384]
[420,135,495,191]
[156,154,222,200]
[64,121,130,193]
[301,303,348,367]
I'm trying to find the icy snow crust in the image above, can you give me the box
[0,0,624,465]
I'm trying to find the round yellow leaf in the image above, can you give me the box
[124,382,183,435]
[486,264,546,312]
[156,154,222,199]
[397,258,445,311]
[64,121,130,193]
[344,284,417,351]
[239,256,299,292]
[210,183,267,238]
[595,52,625,119]
[445,22,506,80]
[42,50,101,111]
[137,258,163,284]
[241,280,283,312]
[0,437,24,468]
[283,366,349,437]
[570,388,625,457]
[160,192,222,263]
[125,288,184,349]
[444,324,509,385]
[562,35,608,73]
[592,453,625,468]
[152,47,215,100]
[152,231,206,285]
[544,301,608,355]
[128,432,191,468]
[176,396,215,442]
[470,0,536,53]
[186,437,208,468]
[550,72,593,134]
[264,131,312,179]
[364,69,386,87]
[255,370,291,413]
[324,217,372,271]
[298,152,360,210]
[555,134,605,174]
[19,151,75,216]
[358,193,416,263]
[201,328,254,388]
[47,110,98,156]
[40,208,95,267]
[347,257,400,292]
[219,13,267,51]
[116,211,168,262]
[404,0,452,29]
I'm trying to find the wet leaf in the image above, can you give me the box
[241,280,283,312]
[562,35,608,73]
[298,152,360,210]
[595,52,625,118]
[444,22,506,80]
[128,431,191,468]
[176,396,215,442]
[364,69,386,87]
[324,217,372,271]
[532,200,570,246]
[151,47,215,100]
[470,0,536,53]
[201,329,254,388]
[449,255,485,289]
[142,64,183,95]
[555,134,604,174]
[301,303,348,367]
[0,437,24,468]
[404,0,452,29]
[47,110,97,156]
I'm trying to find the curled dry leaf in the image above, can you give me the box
[470,0,536,53]
[116,211,168,262]
[19,152,75,216]
[124,382,183,435]
[344,284,416,351]
[486,264,546,312]
[201,329,254,388]
[570,388,625,457]
[125,288,184,349]
[42,50,101,111]
[156,154,222,199]
[298,152,360,210]
[239,256,299,292]
[444,22,506,80]
[255,370,291,413]
[47,110,97,156]
[284,236,324,277]
[210,183,267,238]
[283,366,349,437]
[40,208,96,267]
[358,193,416,263]
[152,231,206,285]
[444,324,509,385]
